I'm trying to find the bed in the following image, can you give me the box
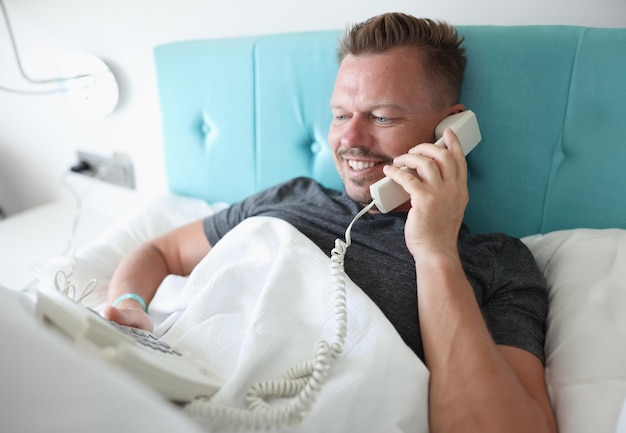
[3,24,626,433]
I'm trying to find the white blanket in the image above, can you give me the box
[158,216,429,433]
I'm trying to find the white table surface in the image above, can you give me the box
[0,174,147,290]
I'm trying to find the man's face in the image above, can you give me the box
[328,47,452,206]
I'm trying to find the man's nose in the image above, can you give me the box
[340,115,371,148]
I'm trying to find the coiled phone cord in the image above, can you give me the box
[184,201,375,430]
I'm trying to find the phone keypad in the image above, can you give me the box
[111,322,182,356]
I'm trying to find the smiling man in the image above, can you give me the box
[328,44,464,209]
[105,13,557,433]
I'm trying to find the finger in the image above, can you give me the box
[103,306,153,332]
[441,128,464,156]
[442,128,468,180]
[408,130,466,181]
[408,142,441,155]
[393,152,448,186]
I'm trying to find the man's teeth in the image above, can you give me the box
[348,160,377,171]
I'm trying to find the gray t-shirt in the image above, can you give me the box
[203,177,548,363]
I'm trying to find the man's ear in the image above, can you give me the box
[446,103,465,116]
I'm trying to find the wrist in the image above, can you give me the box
[112,293,147,312]
[414,248,461,273]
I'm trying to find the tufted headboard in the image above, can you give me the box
[154,26,626,238]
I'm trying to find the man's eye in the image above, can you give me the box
[374,116,389,123]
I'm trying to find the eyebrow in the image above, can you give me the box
[330,102,410,113]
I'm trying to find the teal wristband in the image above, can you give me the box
[112,293,147,312]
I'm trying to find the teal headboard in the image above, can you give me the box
[154,26,626,238]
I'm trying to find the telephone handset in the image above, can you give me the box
[369,110,482,213]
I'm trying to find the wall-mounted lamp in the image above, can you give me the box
[0,0,119,117]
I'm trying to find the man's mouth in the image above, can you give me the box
[347,159,380,171]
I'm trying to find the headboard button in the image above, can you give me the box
[310,142,321,154]
[201,121,211,136]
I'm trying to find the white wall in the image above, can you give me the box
[1,0,624,216]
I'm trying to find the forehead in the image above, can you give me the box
[331,47,433,108]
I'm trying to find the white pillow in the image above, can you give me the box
[522,228,626,433]
[34,194,227,311]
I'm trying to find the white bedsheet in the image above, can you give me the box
[23,191,626,433]
[157,216,430,433]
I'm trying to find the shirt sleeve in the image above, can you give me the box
[462,232,549,364]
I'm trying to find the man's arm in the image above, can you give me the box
[384,128,557,433]
[103,219,211,331]
[414,251,556,433]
